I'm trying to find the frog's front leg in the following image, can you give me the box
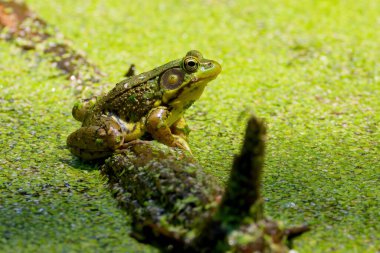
[146,107,191,152]
[66,117,125,160]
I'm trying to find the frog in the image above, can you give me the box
[66,50,221,160]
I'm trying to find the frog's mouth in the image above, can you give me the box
[183,59,221,91]
[177,59,221,90]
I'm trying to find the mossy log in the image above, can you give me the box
[102,117,308,252]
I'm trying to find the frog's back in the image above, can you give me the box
[99,59,181,122]
[104,78,162,122]
[106,59,180,101]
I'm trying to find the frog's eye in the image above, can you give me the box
[183,56,199,73]
[160,68,185,90]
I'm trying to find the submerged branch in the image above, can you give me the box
[0,0,104,96]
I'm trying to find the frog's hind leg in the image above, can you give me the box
[67,119,125,160]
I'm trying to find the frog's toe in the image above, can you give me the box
[117,140,150,150]
[172,135,192,154]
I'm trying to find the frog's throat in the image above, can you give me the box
[165,81,208,110]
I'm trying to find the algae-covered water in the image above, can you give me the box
[1,0,379,252]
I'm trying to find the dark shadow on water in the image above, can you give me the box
[59,155,105,172]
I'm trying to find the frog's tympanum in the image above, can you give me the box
[67,50,221,160]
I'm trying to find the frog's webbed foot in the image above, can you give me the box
[173,135,192,153]
[146,107,192,153]
[116,139,151,151]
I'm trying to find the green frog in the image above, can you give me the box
[67,50,221,160]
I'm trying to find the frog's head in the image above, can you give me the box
[160,50,221,109]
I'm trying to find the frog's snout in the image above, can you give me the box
[211,60,222,76]
[201,60,221,79]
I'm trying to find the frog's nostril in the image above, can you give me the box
[204,62,213,69]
